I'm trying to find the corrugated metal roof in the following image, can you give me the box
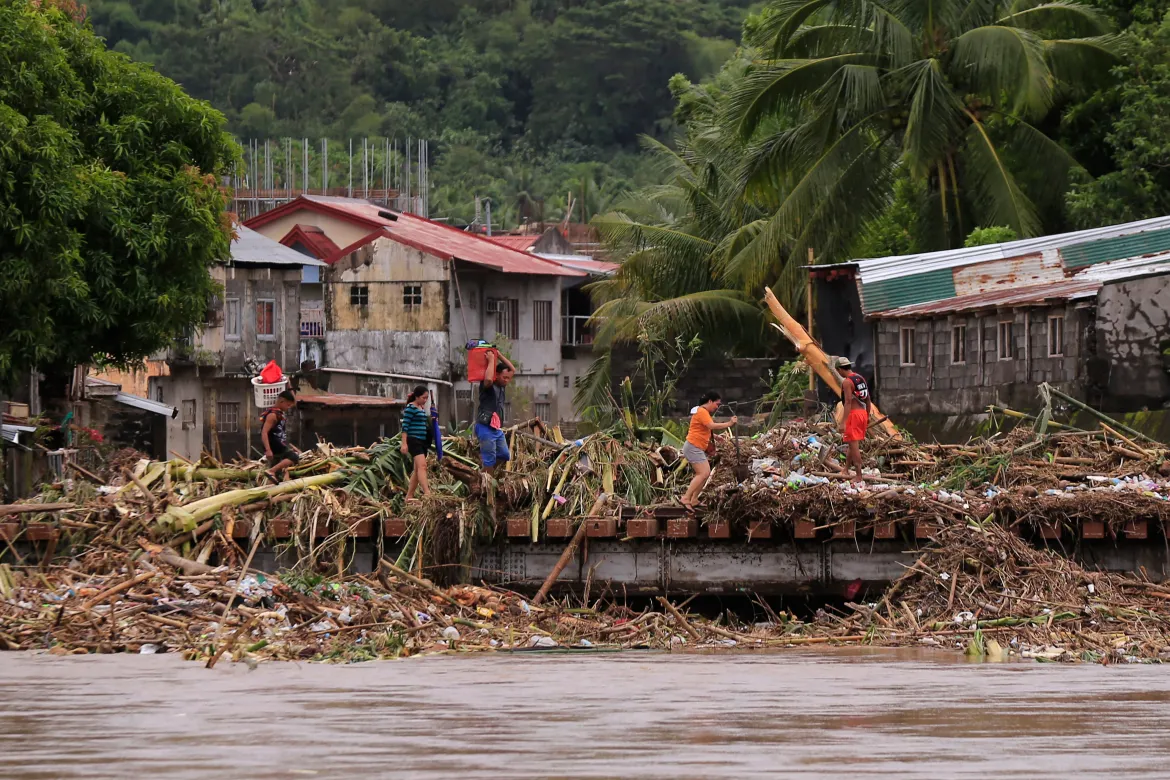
[1076,251,1170,280]
[860,268,956,313]
[952,253,1062,296]
[844,215,1170,314]
[850,215,1170,284]
[489,235,540,251]
[232,226,325,267]
[249,196,583,277]
[534,254,619,276]
[872,279,1102,318]
[113,392,178,418]
[1062,226,1170,268]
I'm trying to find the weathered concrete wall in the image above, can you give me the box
[249,211,373,254]
[211,266,302,375]
[90,361,170,399]
[325,238,452,380]
[161,371,205,461]
[1097,275,1170,407]
[325,331,451,380]
[876,305,1085,415]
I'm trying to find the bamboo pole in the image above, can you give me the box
[763,287,901,440]
[532,492,608,606]
[1042,383,1164,448]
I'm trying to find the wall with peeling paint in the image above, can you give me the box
[1097,276,1170,406]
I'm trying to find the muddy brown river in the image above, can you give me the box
[3,649,1170,778]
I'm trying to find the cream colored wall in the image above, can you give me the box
[327,237,449,332]
[91,361,170,398]
[250,212,374,252]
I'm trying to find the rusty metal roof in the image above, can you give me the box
[488,235,540,251]
[870,279,1103,318]
[246,196,583,277]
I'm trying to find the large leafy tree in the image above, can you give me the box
[0,0,237,387]
[725,0,1119,303]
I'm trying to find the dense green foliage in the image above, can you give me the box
[86,0,754,224]
[0,0,236,387]
[588,0,1124,365]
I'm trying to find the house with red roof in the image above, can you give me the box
[245,196,588,423]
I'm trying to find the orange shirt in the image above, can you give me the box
[686,407,713,449]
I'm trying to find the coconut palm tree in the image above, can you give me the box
[725,0,1119,302]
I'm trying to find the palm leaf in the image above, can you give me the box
[960,115,1042,236]
[950,24,1054,119]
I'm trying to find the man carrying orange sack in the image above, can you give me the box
[836,357,872,481]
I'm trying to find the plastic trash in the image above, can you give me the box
[441,626,460,641]
[953,611,975,624]
[528,635,557,648]
[578,639,593,648]
[183,582,201,596]
[139,644,159,655]
[338,606,352,624]
[519,600,531,615]
[415,611,433,624]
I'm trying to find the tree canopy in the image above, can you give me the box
[83,0,755,225]
[0,0,236,387]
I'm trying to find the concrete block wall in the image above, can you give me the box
[876,305,1084,415]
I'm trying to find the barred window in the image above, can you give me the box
[533,300,553,341]
[350,285,369,307]
[216,402,240,433]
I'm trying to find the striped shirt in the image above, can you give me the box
[402,404,430,441]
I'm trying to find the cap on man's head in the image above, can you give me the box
[835,356,853,368]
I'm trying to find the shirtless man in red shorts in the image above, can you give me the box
[836,357,873,481]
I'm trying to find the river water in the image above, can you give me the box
[3,649,1170,779]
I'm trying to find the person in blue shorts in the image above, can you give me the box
[476,350,515,475]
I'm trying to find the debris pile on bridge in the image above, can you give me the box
[5,515,1170,663]
[5,387,1170,662]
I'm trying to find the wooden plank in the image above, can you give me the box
[748,520,772,540]
[1124,518,1148,540]
[666,517,698,538]
[793,520,816,539]
[585,518,617,538]
[384,518,408,538]
[1081,520,1105,540]
[873,520,896,539]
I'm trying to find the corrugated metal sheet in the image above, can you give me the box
[231,226,325,267]
[952,253,1063,296]
[872,279,1101,318]
[488,235,540,251]
[113,392,177,418]
[1077,251,1170,280]
[859,268,956,313]
[849,215,1170,285]
[1061,226,1170,269]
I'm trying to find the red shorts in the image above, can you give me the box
[843,409,869,443]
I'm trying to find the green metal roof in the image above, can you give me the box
[859,268,957,314]
[1062,226,1170,269]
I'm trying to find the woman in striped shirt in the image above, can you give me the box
[400,386,433,501]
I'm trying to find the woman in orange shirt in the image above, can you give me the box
[680,391,737,511]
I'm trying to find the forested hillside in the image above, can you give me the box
[86,0,756,223]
